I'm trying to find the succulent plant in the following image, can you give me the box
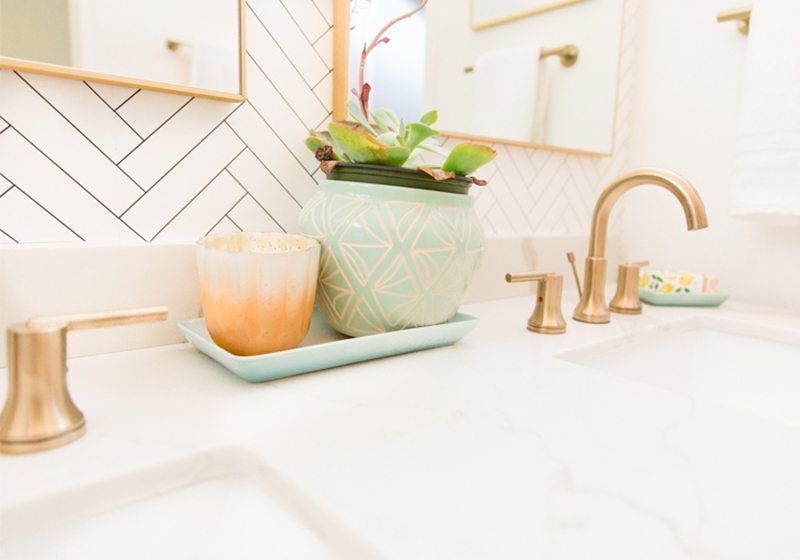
[305,0,496,184]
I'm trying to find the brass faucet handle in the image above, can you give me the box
[609,261,648,315]
[27,306,169,332]
[505,272,567,334]
[1,306,169,455]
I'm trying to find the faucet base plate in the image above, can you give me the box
[527,323,566,335]
[572,312,610,324]
[0,420,86,455]
[609,305,642,315]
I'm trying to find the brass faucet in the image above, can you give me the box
[0,307,167,454]
[505,272,567,334]
[573,168,708,324]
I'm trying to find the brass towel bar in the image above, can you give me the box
[464,43,579,73]
[717,6,751,35]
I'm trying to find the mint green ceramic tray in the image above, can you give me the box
[178,310,478,383]
[638,289,729,307]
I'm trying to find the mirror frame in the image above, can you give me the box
[0,0,246,102]
[470,0,587,31]
[332,0,624,157]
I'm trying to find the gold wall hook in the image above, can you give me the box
[0,307,168,455]
[505,272,567,334]
[609,260,649,315]
[717,6,751,36]
[464,43,579,73]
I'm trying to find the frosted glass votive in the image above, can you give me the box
[196,232,320,356]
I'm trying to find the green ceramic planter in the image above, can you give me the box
[298,165,484,337]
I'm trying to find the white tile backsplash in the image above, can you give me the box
[0,0,636,245]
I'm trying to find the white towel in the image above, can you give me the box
[470,46,541,142]
[730,0,800,226]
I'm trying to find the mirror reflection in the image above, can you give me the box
[0,0,243,98]
[347,0,624,154]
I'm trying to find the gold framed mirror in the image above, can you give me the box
[0,0,246,102]
[334,0,625,156]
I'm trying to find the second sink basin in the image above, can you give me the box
[559,316,800,427]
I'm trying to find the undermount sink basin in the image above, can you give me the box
[0,447,374,560]
[559,317,800,427]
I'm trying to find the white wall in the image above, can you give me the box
[622,0,800,311]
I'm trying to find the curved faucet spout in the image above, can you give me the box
[574,168,708,324]
[587,168,708,259]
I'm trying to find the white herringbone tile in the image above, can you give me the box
[281,0,331,43]
[228,195,283,233]
[0,129,141,241]
[246,5,329,128]
[154,172,245,243]
[227,103,318,206]
[227,150,302,233]
[0,0,636,244]
[0,187,79,242]
[123,125,245,240]
[208,216,243,236]
[244,56,320,172]
[248,0,329,84]
[0,71,142,214]
[119,97,239,189]
[87,82,138,110]
[116,89,192,138]
[20,73,142,162]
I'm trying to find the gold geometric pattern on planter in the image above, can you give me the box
[299,180,484,337]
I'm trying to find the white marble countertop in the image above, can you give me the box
[2,295,800,559]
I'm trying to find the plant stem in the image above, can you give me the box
[357,0,429,116]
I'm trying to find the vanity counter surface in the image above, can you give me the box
[2,295,800,559]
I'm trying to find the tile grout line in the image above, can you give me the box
[83,81,145,141]
[14,72,147,191]
[116,96,195,166]
[9,185,85,241]
[147,147,248,241]
[224,168,288,232]
[5,123,145,241]
[223,124,303,209]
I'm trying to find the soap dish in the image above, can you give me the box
[638,289,729,307]
[178,309,478,383]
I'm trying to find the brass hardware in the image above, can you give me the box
[464,43,579,73]
[166,39,192,52]
[505,272,567,334]
[609,260,649,315]
[566,251,582,297]
[471,0,587,31]
[573,168,708,324]
[0,307,168,455]
[717,6,751,35]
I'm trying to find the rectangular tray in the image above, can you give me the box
[178,310,479,383]
[639,289,729,307]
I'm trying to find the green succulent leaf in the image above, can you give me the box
[305,133,326,154]
[328,122,388,165]
[378,131,400,146]
[386,145,411,167]
[347,98,378,136]
[441,142,497,176]
[403,122,439,151]
[371,108,401,133]
[420,110,438,126]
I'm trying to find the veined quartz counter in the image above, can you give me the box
[2,295,799,559]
